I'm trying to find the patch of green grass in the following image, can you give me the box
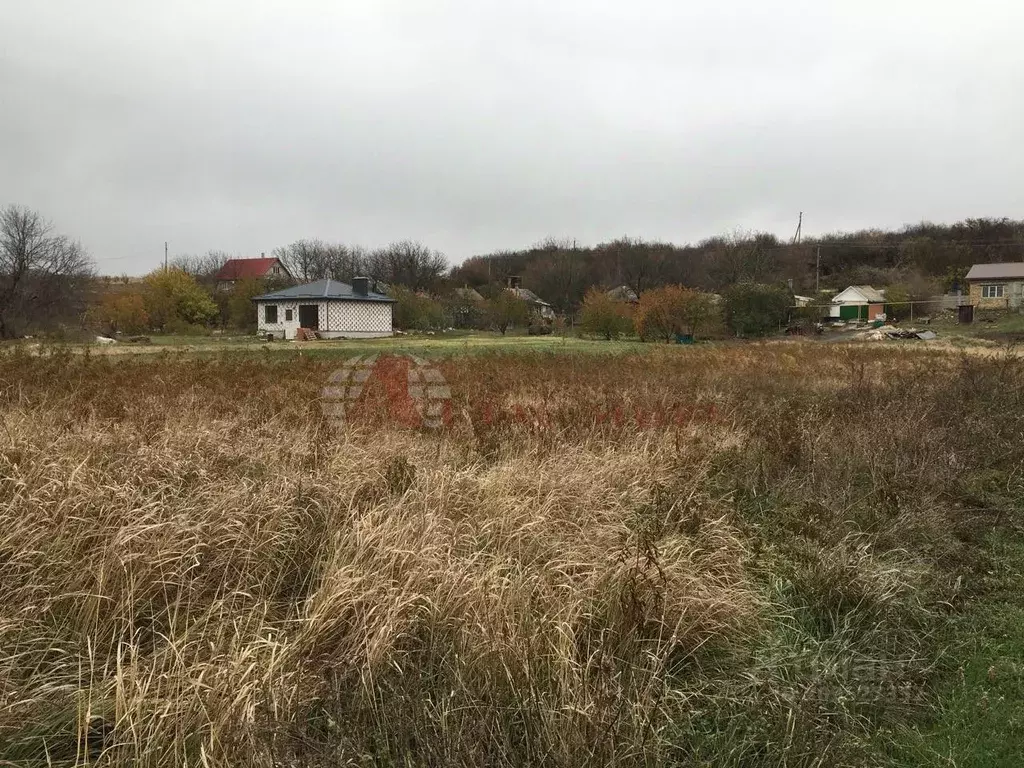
[145,333,263,345]
[47,331,690,359]
[290,332,658,358]
[886,532,1024,767]
[927,312,1024,342]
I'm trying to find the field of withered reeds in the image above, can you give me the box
[1,343,1021,766]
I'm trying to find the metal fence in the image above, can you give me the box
[796,298,965,323]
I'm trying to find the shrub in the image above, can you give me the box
[884,279,938,321]
[485,291,530,334]
[579,288,633,340]
[392,287,445,331]
[226,278,273,331]
[635,285,717,342]
[722,283,793,336]
[87,291,149,335]
[143,268,218,330]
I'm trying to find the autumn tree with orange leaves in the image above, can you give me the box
[634,285,717,342]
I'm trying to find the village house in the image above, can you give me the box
[446,287,485,328]
[454,286,484,303]
[829,285,886,321]
[507,276,555,321]
[606,285,640,304]
[965,262,1024,310]
[215,256,291,291]
[252,277,394,340]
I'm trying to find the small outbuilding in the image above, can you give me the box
[829,285,886,321]
[252,278,394,340]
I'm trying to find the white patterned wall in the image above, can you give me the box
[325,301,391,333]
[256,300,392,339]
[257,301,299,337]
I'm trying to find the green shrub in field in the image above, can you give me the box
[87,291,150,336]
[391,286,446,331]
[722,283,793,336]
[143,268,218,330]
[484,291,530,335]
[579,287,633,340]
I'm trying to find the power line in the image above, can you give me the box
[759,239,1024,255]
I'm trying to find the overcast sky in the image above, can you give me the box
[2,1,1023,274]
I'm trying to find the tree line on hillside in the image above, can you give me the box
[4,201,1024,339]
[452,220,1024,313]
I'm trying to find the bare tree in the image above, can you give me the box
[321,244,369,282]
[274,240,328,282]
[273,240,372,283]
[368,241,447,291]
[0,205,95,338]
[171,250,230,280]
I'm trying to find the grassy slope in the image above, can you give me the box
[0,342,1022,765]
[888,533,1024,767]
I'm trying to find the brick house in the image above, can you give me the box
[965,263,1024,310]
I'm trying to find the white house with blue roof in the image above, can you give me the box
[252,277,395,340]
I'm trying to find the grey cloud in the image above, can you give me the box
[1,0,1022,273]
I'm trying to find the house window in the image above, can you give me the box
[265,305,278,324]
[982,284,1005,299]
[285,309,293,322]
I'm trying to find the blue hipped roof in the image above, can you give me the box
[251,279,394,303]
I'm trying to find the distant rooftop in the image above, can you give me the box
[606,285,639,303]
[966,262,1024,281]
[510,287,552,307]
[215,257,284,281]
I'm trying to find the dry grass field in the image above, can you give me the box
[1,343,1022,766]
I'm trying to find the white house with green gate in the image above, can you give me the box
[828,285,886,321]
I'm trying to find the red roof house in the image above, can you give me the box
[215,257,291,288]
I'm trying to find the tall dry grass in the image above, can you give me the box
[0,344,1021,766]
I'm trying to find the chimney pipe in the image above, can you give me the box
[352,276,369,296]
[508,275,521,290]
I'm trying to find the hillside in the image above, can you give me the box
[452,218,1024,312]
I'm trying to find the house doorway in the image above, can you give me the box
[298,304,319,329]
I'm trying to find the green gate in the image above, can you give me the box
[839,304,866,321]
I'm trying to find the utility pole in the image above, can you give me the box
[815,246,821,293]
[164,241,168,272]
[793,212,803,245]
